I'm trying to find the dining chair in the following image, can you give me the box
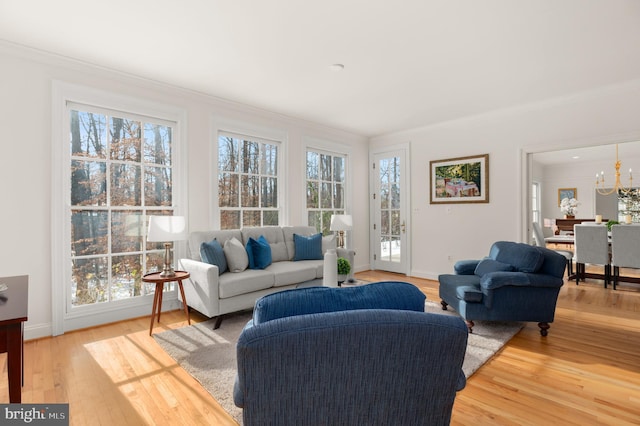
[610,224,640,290]
[573,224,610,287]
[532,222,573,277]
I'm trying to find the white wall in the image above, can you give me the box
[0,42,369,339]
[370,79,640,280]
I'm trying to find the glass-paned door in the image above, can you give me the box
[372,149,409,274]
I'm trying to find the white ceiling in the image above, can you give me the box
[1,0,640,137]
[533,142,640,166]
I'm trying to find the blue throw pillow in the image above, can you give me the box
[200,239,228,275]
[246,235,272,270]
[293,233,323,261]
[474,258,514,276]
[490,241,544,273]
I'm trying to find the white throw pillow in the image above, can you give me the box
[223,237,249,272]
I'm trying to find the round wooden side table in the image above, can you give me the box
[142,270,191,335]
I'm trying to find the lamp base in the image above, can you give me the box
[160,242,175,277]
[159,268,176,278]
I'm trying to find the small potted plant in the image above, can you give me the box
[606,220,619,232]
[337,257,351,285]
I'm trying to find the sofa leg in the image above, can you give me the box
[440,300,448,311]
[538,322,550,336]
[465,320,474,333]
[213,316,224,330]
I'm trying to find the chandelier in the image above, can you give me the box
[595,144,634,196]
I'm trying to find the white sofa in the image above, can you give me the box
[179,226,354,328]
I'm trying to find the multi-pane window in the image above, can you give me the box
[69,106,176,308]
[532,181,540,224]
[306,149,346,235]
[218,133,280,229]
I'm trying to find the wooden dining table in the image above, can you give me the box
[544,235,575,246]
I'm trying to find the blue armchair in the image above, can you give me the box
[438,241,566,336]
[234,281,468,426]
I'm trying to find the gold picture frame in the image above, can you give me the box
[557,188,577,206]
[430,154,489,204]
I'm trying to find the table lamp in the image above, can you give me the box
[330,214,352,248]
[147,215,187,277]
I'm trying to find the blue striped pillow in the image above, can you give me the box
[293,233,323,261]
[200,239,228,274]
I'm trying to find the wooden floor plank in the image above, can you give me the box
[0,270,637,425]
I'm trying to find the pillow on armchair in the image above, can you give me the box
[490,241,544,273]
[474,258,514,276]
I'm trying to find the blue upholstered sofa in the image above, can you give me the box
[234,281,469,426]
[438,241,566,336]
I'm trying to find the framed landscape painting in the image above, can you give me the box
[430,154,489,204]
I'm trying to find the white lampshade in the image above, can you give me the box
[330,214,353,231]
[147,216,187,242]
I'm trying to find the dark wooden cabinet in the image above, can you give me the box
[0,275,28,403]
[554,218,599,234]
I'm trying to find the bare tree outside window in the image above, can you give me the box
[70,109,175,307]
[218,134,280,229]
[378,157,401,257]
[306,149,347,235]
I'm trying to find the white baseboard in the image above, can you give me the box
[409,269,439,281]
[25,323,53,341]
[25,299,183,340]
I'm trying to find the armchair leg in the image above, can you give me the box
[538,322,550,336]
[440,300,448,311]
[465,320,474,333]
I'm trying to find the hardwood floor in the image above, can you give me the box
[2,271,639,425]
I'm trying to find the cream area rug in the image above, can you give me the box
[425,301,524,377]
[153,301,523,425]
